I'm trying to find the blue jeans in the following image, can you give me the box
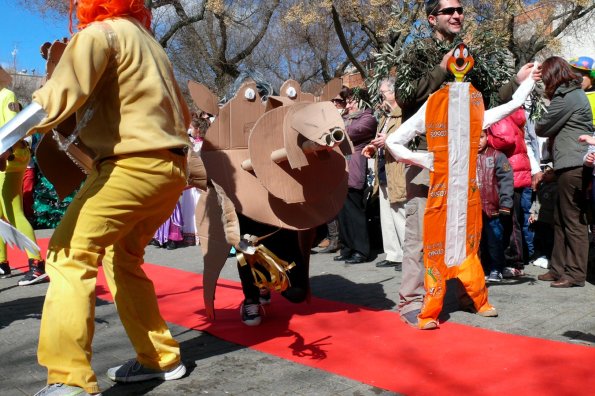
[481,213,506,274]
[520,187,535,257]
[505,187,534,266]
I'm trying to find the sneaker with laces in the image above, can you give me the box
[18,259,49,286]
[34,383,101,396]
[0,261,10,278]
[502,267,524,279]
[241,299,262,326]
[107,359,186,383]
[259,288,271,305]
[487,270,503,282]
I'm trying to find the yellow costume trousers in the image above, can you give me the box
[37,150,187,394]
[0,144,40,261]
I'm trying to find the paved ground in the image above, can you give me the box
[1,229,595,396]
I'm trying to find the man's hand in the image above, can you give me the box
[361,144,377,158]
[584,152,595,167]
[439,48,455,71]
[531,171,544,191]
[579,134,595,145]
[528,213,537,224]
[370,132,387,149]
[516,63,542,83]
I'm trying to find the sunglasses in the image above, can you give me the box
[435,7,464,16]
[331,98,346,104]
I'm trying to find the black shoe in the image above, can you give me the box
[375,260,400,268]
[0,262,11,278]
[345,252,367,264]
[333,253,351,261]
[165,241,177,250]
[148,238,161,247]
[394,262,402,271]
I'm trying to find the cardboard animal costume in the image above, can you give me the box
[188,78,348,319]
[385,44,536,329]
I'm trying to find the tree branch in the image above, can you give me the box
[331,4,367,79]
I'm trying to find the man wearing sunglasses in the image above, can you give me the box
[394,0,538,329]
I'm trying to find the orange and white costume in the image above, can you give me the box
[385,71,535,329]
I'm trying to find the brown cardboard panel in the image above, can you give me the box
[197,80,266,151]
[0,67,11,85]
[248,105,347,204]
[280,79,315,103]
[230,82,265,149]
[196,186,231,320]
[187,80,220,116]
[283,102,347,169]
[202,146,347,230]
[46,40,67,79]
[265,96,294,112]
[34,39,94,199]
[317,78,343,102]
[35,133,86,200]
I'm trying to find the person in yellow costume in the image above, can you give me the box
[0,1,191,394]
[385,44,538,329]
[0,67,45,284]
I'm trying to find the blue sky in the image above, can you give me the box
[0,1,70,75]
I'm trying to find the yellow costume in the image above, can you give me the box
[0,85,43,282]
[30,17,190,393]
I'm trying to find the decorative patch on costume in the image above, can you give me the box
[469,178,478,193]
[426,266,445,298]
[429,182,447,198]
[503,162,511,172]
[7,102,19,112]
[425,242,445,259]
[467,231,481,250]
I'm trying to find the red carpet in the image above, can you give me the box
[9,240,595,395]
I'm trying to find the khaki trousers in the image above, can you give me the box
[37,150,187,394]
[398,165,428,315]
[378,185,406,262]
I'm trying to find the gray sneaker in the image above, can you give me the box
[34,383,101,396]
[107,359,186,383]
[400,309,420,327]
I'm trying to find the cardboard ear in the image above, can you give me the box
[46,40,68,78]
[316,78,343,102]
[188,80,219,116]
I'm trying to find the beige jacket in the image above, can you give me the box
[374,106,406,203]
[32,17,190,161]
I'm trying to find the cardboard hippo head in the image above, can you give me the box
[190,78,350,319]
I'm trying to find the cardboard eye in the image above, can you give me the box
[463,47,469,58]
[454,48,461,58]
